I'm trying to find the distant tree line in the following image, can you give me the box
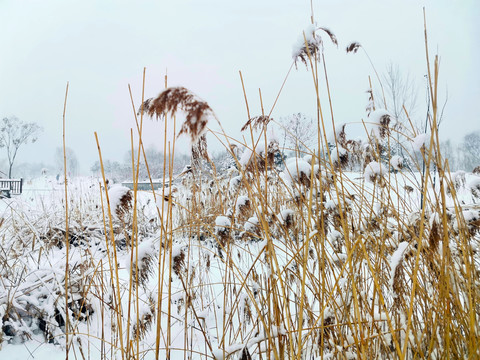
[440,131,480,172]
[90,146,190,183]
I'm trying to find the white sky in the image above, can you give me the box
[1,0,479,174]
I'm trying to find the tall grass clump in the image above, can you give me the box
[0,9,478,360]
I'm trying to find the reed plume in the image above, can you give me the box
[139,86,213,143]
[293,26,338,68]
[140,86,214,174]
[241,115,272,132]
[346,41,361,53]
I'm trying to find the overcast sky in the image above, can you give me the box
[1,0,479,174]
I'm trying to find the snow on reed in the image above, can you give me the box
[390,155,404,170]
[364,161,387,184]
[389,241,409,290]
[411,133,427,151]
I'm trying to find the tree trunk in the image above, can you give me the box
[8,162,13,178]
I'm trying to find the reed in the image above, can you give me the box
[0,8,478,360]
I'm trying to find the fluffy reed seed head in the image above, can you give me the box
[346,42,361,53]
[139,86,213,143]
[241,115,272,132]
[293,26,338,69]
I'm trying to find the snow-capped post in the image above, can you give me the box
[138,87,215,179]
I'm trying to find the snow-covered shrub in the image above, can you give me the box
[390,155,404,171]
[171,244,186,277]
[239,139,280,173]
[235,195,251,220]
[364,161,387,186]
[329,146,349,170]
[109,185,132,221]
[447,170,467,196]
[277,209,295,230]
[469,177,480,200]
[411,133,427,152]
[327,229,343,253]
[129,238,156,289]
[284,158,311,186]
[215,215,232,248]
[229,175,242,193]
[244,216,260,236]
[369,109,391,140]
[215,215,231,234]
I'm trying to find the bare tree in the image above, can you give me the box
[381,63,418,126]
[280,113,315,157]
[439,139,458,171]
[461,131,480,171]
[55,146,79,176]
[373,63,418,158]
[0,116,41,178]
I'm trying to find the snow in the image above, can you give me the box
[239,146,254,166]
[329,146,347,164]
[390,155,404,170]
[327,229,342,242]
[292,23,318,59]
[369,109,390,138]
[364,161,387,183]
[389,242,409,289]
[229,175,242,192]
[303,154,314,164]
[369,109,389,124]
[328,122,347,144]
[215,215,231,233]
[468,176,480,190]
[244,216,259,233]
[283,158,311,184]
[411,133,428,151]
[212,348,225,360]
[108,184,130,218]
[238,135,278,168]
[1,169,479,359]
[236,195,249,212]
[277,209,294,225]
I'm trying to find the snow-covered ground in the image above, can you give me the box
[1,169,479,359]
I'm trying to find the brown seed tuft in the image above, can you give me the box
[139,87,213,143]
[241,115,272,132]
[318,27,338,47]
[346,42,361,53]
[378,114,391,139]
[116,190,133,222]
[293,26,338,69]
[191,134,210,173]
[428,220,440,252]
[172,248,186,277]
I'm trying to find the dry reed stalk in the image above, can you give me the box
[61,82,71,359]
[95,133,126,360]
[14,9,476,360]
